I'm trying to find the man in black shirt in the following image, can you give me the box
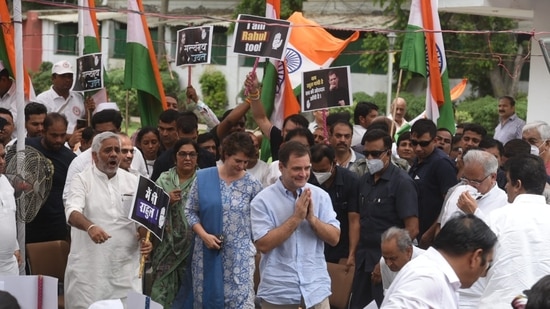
[26,113,76,243]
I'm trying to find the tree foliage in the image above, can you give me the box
[233,0,303,20]
[352,91,526,135]
[360,0,529,98]
[29,62,54,95]
[30,60,180,118]
[198,68,228,118]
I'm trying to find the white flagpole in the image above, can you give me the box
[14,0,25,153]
[78,0,84,57]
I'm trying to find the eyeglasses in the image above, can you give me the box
[362,149,388,158]
[177,151,198,159]
[121,149,134,155]
[410,139,433,147]
[460,174,491,187]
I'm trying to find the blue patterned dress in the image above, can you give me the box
[184,171,262,309]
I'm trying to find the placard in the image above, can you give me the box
[128,175,170,240]
[176,26,213,66]
[302,66,352,112]
[0,275,58,309]
[233,14,291,60]
[73,53,103,92]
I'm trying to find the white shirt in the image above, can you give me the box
[0,175,18,275]
[63,147,148,203]
[438,183,507,308]
[64,166,141,308]
[380,246,425,293]
[479,194,550,309]
[247,159,270,188]
[388,114,409,132]
[337,149,361,169]
[266,160,282,186]
[381,247,461,309]
[352,124,366,148]
[35,86,85,134]
[439,184,508,226]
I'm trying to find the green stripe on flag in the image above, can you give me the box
[124,42,163,126]
[399,25,427,77]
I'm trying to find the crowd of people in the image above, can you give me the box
[1,59,550,309]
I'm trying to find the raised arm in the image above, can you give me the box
[245,71,274,138]
[186,85,220,130]
[215,102,250,142]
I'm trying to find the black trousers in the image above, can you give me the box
[348,268,383,309]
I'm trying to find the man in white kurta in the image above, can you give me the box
[64,132,150,309]
[435,150,508,308]
[381,246,461,308]
[0,166,19,275]
[381,214,497,309]
[380,245,424,294]
[479,155,550,309]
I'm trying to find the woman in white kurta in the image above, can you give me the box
[0,174,19,275]
[64,133,143,309]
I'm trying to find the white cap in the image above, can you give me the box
[94,102,120,115]
[52,60,74,75]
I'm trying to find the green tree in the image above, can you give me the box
[233,0,303,20]
[360,0,529,98]
[106,63,179,117]
[199,68,228,118]
[29,62,53,94]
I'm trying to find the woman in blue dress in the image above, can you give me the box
[184,132,263,308]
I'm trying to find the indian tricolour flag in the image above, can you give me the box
[0,0,34,100]
[285,13,359,91]
[124,0,166,126]
[259,9,359,160]
[79,0,108,101]
[400,0,455,134]
[79,0,101,54]
[260,0,299,131]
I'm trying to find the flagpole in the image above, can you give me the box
[390,69,404,138]
[386,32,397,116]
[14,0,25,153]
[78,0,84,57]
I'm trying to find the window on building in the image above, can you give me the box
[56,23,78,55]
[211,30,227,65]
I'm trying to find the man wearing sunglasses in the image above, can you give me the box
[409,119,458,249]
[349,129,418,309]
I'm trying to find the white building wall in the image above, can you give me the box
[527,1,550,123]
[39,17,487,116]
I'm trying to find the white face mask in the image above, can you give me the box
[366,159,384,174]
[313,170,332,185]
[531,144,540,156]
